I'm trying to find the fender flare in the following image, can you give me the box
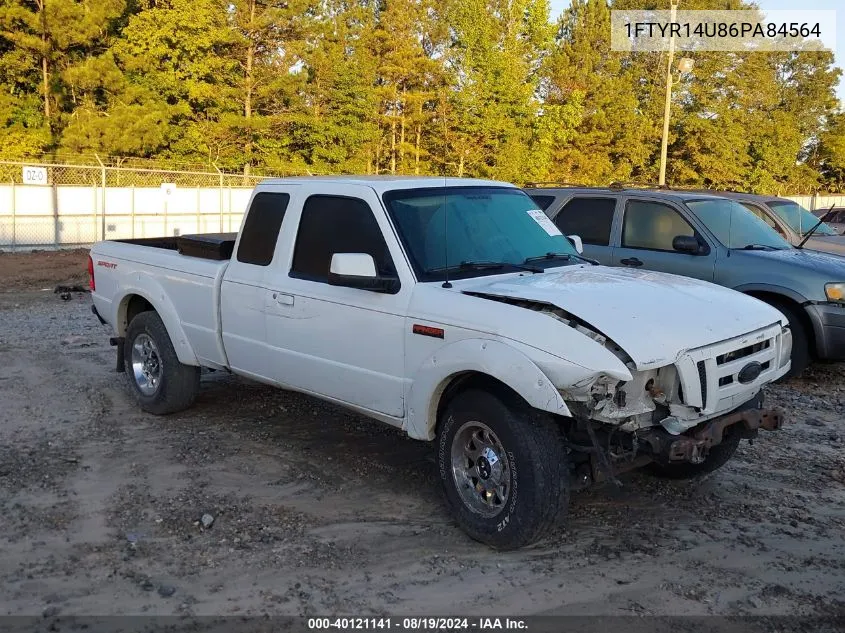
[405,338,572,441]
[733,283,809,306]
[112,283,199,367]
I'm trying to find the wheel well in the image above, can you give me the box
[433,371,529,436]
[121,294,154,333]
[744,290,815,353]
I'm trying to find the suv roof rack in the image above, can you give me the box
[523,181,589,188]
[656,185,772,197]
[607,181,671,191]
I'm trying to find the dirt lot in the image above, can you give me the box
[1,250,844,621]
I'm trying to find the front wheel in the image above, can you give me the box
[437,390,569,550]
[124,311,200,415]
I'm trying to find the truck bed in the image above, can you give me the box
[115,233,237,261]
[91,237,233,369]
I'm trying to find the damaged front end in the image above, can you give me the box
[549,318,790,485]
[563,391,786,490]
[558,320,790,436]
[638,396,785,466]
[462,290,788,479]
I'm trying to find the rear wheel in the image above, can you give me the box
[124,311,200,415]
[436,389,569,550]
[643,427,741,480]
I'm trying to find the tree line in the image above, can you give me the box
[1,0,843,192]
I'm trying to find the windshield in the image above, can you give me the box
[685,199,792,250]
[383,187,578,281]
[767,200,838,236]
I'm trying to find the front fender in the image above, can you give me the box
[405,338,572,441]
[733,282,809,305]
[111,281,199,367]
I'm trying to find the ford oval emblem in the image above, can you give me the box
[738,361,763,384]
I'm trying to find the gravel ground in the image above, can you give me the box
[0,251,844,622]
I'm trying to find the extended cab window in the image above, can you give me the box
[622,200,695,251]
[553,197,616,246]
[291,195,396,282]
[236,192,290,266]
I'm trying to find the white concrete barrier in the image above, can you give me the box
[0,184,254,249]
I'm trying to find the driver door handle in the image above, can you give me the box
[620,257,643,267]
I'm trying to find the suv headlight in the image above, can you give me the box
[825,283,845,303]
[779,327,792,368]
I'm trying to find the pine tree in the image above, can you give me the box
[280,0,380,174]
[546,0,652,185]
[440,0,567,182]
[0,0,125,153]
[369,0,446,174]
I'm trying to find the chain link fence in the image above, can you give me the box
[0,158,278,251]
[2,157,844,251]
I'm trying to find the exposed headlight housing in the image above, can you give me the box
[779,326,793,368]
[826,282,845,303]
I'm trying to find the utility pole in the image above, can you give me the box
[658,0,679,186]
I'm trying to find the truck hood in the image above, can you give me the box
[461,266,785,369]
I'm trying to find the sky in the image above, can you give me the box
[548,0,844,104]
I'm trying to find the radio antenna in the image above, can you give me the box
[441,100,451,289]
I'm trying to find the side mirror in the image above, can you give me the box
[327,253,400,294]
[567,235,584,254]
[672,235,701,254]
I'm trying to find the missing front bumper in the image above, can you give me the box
[639,404,786,466]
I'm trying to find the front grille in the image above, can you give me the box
[697,360,707,409]
[720,359,771,387]
[716,340,770,365]
[675,324,782,413]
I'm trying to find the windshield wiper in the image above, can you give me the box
[428,260,543,274]
[797,204,835,248]
[740,244,778,251]
[524,251,600,266]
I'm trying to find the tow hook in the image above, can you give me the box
[110,337,126,373]
[689,443,707,465]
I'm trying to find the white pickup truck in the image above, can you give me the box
[89,176,790,549]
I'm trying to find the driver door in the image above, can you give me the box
[613,197,716,282]
[262,185,413,419]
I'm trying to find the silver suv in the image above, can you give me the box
[524,184,845,377]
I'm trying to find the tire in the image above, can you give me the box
[436,389,569,550]
[643,426,741,480]
[770,300,811,379]
[123,311,200,415]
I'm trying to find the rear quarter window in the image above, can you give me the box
[553,197,616,246]
[236,192,290,266]
[528,195,556,211]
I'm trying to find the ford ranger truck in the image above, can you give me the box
[88,177,789,550]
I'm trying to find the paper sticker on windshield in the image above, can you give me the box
[527,209,563,236]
